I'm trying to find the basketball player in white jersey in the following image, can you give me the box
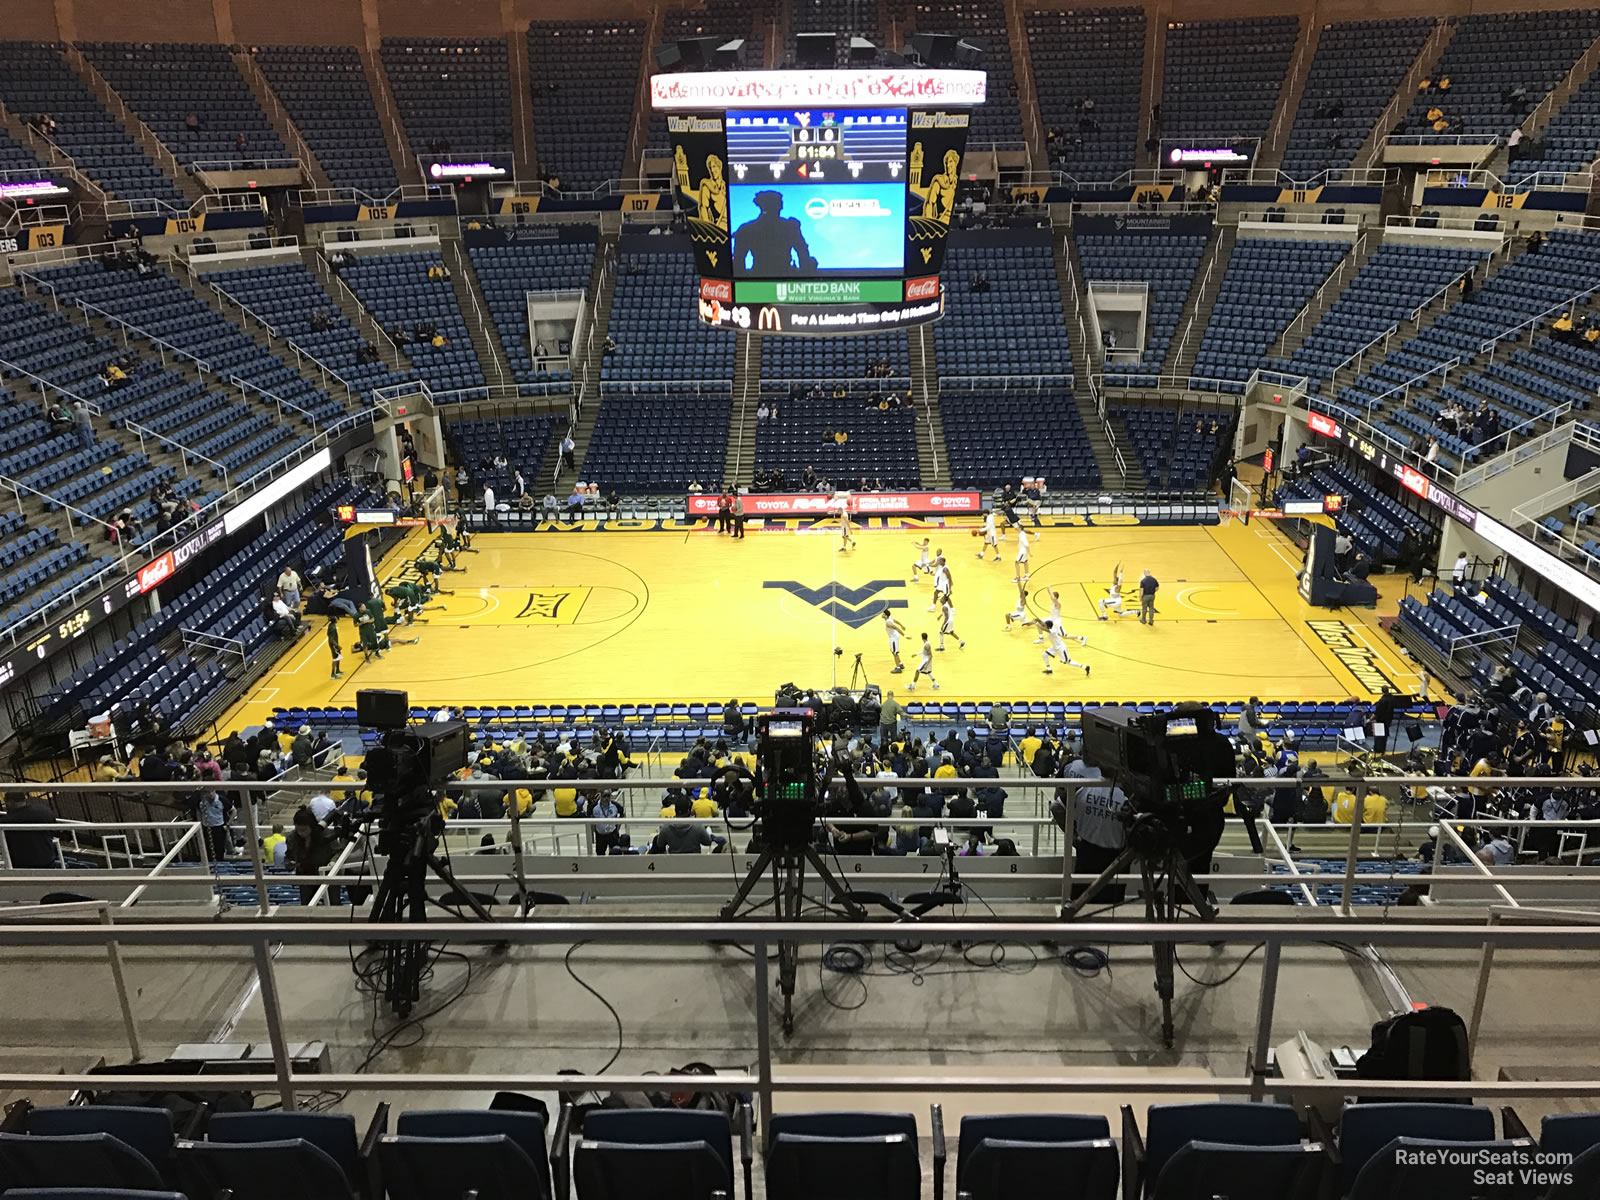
[1003,579,1030,631]
[1013,525,1033,583]
[1036,619,1090,676]
[882,609,907,673]
[911,537,933,579]
[905,632,940,690]
[928,553,951,612]
[937,593,965,650]
[1097,563,1133,620]
[1034,588,1079,644]
[838,504,857,552]
[977,509,1001,561]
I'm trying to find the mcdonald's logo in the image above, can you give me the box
[757,306,783,332]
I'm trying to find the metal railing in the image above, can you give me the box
[450,240,506,389]
[316,222,442,251]
[4,775,1600,1116]
[1220,166,1395,191]
[189,157,304,175]
[121,417,229,487]
[1235,210,1361,231]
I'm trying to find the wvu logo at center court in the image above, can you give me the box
[765,579,907,628]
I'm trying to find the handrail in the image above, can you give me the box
[189,157,305,175]
[1478,284,1600,356]
[0,472,119,538]
[449,240,506,389]
[1363,17,1451,170]
[121,417,229,487]
[235,51,323,180]
[1509,463,1600,534]
[0,100,109,203]
[316,255,403,368]
[1282,231,1367,344]
[65,45,184,185]
[1264,19,1315,154]
[1330,322,1400,380]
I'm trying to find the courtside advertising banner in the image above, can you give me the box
[686,491,982,516]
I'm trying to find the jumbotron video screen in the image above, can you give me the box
[651,69,987,334]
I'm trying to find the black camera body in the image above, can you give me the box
[752,708,825,851]
[1080,704,1234,858]
[356,688,471,853]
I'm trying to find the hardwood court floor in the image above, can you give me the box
[218,514,1429,732]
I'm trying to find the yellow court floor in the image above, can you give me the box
[218,515,1430,732]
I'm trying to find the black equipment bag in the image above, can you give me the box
[1355,1005,1470,1085]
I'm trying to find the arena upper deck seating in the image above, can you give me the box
[792,0,882,64]
[936,242,1074,383]
[1278,18,1435,181]
[1273,244,1488,384]
[80,42,288,168]
[465,231,597,388]
[941,388,1100,490]
[753,389,921,489]
[1191,237,1349,389]
[527,22,644,191]
[339,252,487,393]
[254,45,401,197]
[0,289,290,492]
[602,249,736,387]
[204,262,419,399]
[1336,233,1600,459]
[644,0,764,153]
[0,42,185,206]
[914,0,1023,145]
[1077,223,1210,386]
[1396,10,1600,143]
[581,392,731,492]
[0,129,46,175]
[379,38,513,162]
[29,261,348,428]
[1160,17,1299,144]
[1026,6,1145,183]
[1508,70,1600,183]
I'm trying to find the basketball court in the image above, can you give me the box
[217,513,1428,733]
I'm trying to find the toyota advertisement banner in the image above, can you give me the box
[685,491,981,516]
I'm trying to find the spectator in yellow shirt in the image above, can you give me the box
[1018,728,1042,767]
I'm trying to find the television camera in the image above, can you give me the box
[354,688,487,1017]
[720,707,867,1035]
[1066,703,1235,1047]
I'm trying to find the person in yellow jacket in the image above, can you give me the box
[554,785,581,817]
[262,825,287,868]
[691,790,719,819]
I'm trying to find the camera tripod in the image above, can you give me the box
[721,840,866,1036]
[1061,838,1215,1048]
[367,809,500,1017]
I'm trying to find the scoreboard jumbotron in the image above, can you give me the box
[651,68,987,334]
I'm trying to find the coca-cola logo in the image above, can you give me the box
[904,276,940,301]
[700,278,732,303]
